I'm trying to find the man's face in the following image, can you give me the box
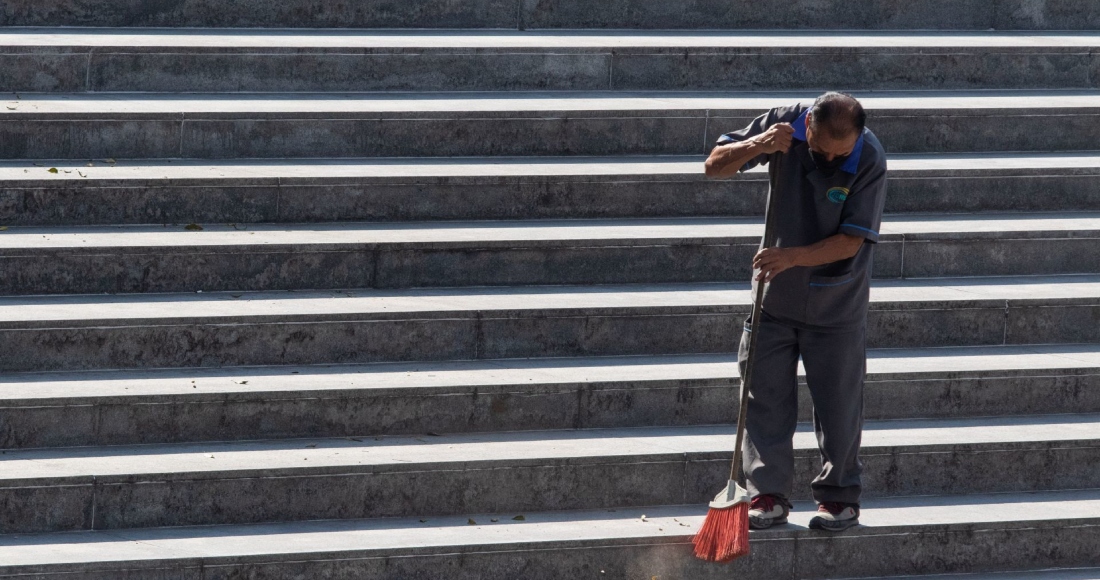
[805,113,859,162]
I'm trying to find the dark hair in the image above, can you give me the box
[808,92,866,140]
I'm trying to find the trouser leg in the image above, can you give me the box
[798,323,866,505]
[740,311,801,500]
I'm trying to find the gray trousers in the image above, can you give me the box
[738,311,865,505]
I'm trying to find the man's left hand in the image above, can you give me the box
[753,247,803,282]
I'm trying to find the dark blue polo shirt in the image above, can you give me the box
[717,104,888,331]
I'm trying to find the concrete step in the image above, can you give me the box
[857,569,1100,580]
[2,213,1098,294]
[8,30,1100,93]
[3,276,1099,372]
[5,91,1100,159]
[0,489,1097,579]
[6,153,1100,225]
[5,344,1099,449]
[1,415,1098,533]
[3,0,1098,30]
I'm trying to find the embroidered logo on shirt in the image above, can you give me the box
[826,187,850,204]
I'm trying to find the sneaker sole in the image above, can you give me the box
[749,516,788,530]
[808,516,859,532]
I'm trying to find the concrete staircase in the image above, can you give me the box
[1,2,1100,579]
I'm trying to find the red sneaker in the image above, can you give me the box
[808,502,860,532]
[748,494,790,529]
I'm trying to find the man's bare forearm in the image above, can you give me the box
[753,232,866,282]
[704,140,765,178]
[788,233,865,267]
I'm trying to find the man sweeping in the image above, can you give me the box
[704,92,888,532]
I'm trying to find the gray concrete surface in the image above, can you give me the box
[6,91,1100,158]
[1,276,1099,372]
[5,30,1100,92]
[0,415,1096,533]
[2,8,1099,580]
[857,569,1100,580]
[0,213,1096,294]
[4,0,1100,29]
[6,154,1100,225]
[2,345,1098,448]
[0,490,1098,579]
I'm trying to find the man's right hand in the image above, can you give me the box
[704,121,795,178]
[750,123,794,154]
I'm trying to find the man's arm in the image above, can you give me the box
[752,233,864,283]
[705,122,795,179]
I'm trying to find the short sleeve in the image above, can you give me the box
[714,106,798,173]
[839,158,887,243]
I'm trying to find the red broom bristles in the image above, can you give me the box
[691,502,750,563]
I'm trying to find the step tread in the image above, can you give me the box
[7,90,1100,115]
[6,29,1100,49]
[1,212,1096,249]
[2,275,1099,325]
[1,489,1098,568]
[6,153,1100,184]
[2,344,1098,402]
[3,414,1098,481]
[857,569,1100,580]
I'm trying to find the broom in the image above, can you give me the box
[692,185,778,563]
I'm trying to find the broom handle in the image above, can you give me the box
[729,188,778,484]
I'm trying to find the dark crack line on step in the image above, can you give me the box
[90,475,97,531]
[474,311,483,360]
[84,52,93,93]
[702,110,711,154]
[275,176,282,221]
[608,53,614,90]
[178,118,186,158]
[899,235,906,279]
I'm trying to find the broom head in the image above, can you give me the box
[692,480,750,563]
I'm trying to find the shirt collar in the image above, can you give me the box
[791,108,864,174]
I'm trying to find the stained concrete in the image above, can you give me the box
[1,7,1098,579]
[0,276,1098,371]
[0,213,1096,293]
[0,416,1096,532]
[5,0,1100,29]
[861,569,1100,580]
[1,490,1099,579]
[3,346,1100,447]
[2,347,1100,446]
[5,154,1100,225]
[6,91,1100,158]
[523,0,1100,31]
[5,30,1100,92]
[0,0,522,29]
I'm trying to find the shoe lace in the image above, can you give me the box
[751,495,778,512]
[819,502,847,515]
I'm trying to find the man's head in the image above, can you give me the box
[805,92,866,163]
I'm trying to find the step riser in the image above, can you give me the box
[4,0,1098,30]
[3,441,1097,533]
[5,373,1098,449]
[4,110,1100,159]
[184,523,1100,580]
[4,303,1097,372]
[7,173,1100,226]
[8,50,1100,93]
[0,178,752,226]
[5,244,744,294]
[5,235,1099,295]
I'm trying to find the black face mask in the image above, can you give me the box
[811,150,849,177]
